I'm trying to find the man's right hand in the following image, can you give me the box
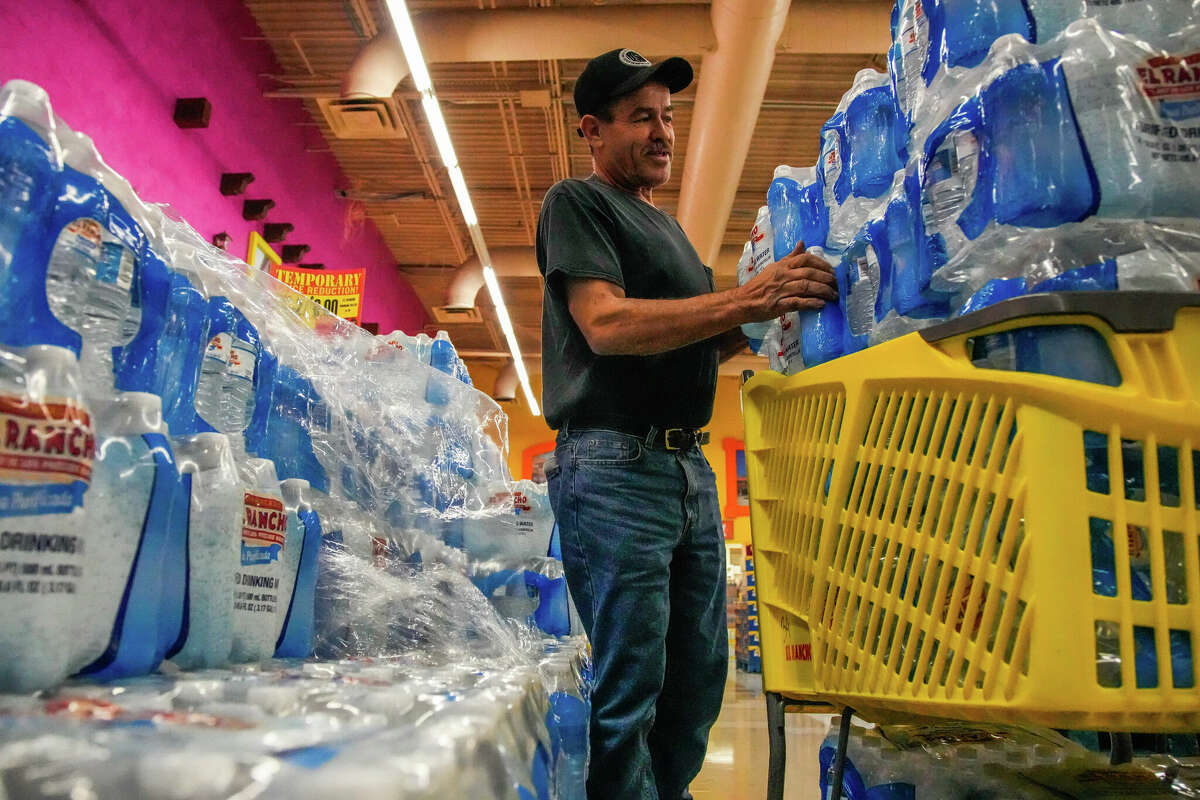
[738,240,838,322]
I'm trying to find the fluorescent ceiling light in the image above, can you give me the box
[383,0,539,416]
[484,266,539,415]
[382,0,431,92]
[446,166,477,227]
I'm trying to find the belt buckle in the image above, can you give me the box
[664,428,687,451]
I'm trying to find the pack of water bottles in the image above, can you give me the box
[743,2,1200,375]
[0,637,589,800]
[818,719,1197,798]
[0,78,588,797]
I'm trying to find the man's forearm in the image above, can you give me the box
[574,288,752,356]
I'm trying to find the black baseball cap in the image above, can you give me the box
[573,48,693,118]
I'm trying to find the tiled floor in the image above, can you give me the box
[690,665,833,800]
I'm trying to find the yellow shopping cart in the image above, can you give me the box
[742,292,1200,797]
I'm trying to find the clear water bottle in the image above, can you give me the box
[735,242,771,347]
[768,165,827,257]
[549,690,590,800]
[170,432,242,670]
[0,81,63,333]
[113,246,173,395]
[797,246,846,368]
[0,345,93,692]
[819,114,849,246]
[194,296,238,430]
[887,170,952,318]
[928,0,1033,73]
[88,147,147,384]
[1058,19,1199,220]
[985,60,1096,229]
[230,456,290,663]
[822,71,898,251]
[242,341,278,459]
[411,331,433,364]
[843,76,907,199]
[54,128,145,391]
[921,126,979,258]
[221,308,260,435]
[1028,259,1117,294]
[426,330,458,407]
[73,391,184,681]
[157,271,211,436]
[959,276,1026,316]
[43,149,104,351]
[1026,0,1198,46]
[749,204,774,276]
[276,476,323,659]
[891,0,933,126]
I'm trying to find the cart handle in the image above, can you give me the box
[920,291,1200,343]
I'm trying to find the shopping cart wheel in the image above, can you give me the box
[825,707,855,800]
[766,692,787,800]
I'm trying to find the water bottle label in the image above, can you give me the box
[240,491,286,566]
[923,131,978,231]
[899,0,929,99]
[1137,52,1200,123]
[778,312,802,362]
[228,340,256,381]
[94,241,134,291]
[204,332,231,365]
[750,223,771,272]
[0,394,94,516]
[58,218,103,262]
[821,133,843,201]
[512,490,535,536]
[847,247,882,336]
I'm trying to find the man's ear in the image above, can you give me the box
[579,114,603,149]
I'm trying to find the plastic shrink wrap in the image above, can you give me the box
[0,79,589,798]
[819,69,908,251]
[890,0,1200,132]
[756,12,1200,374]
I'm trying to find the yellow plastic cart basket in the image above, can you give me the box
[742,292,1200,731]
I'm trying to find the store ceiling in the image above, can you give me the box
[243,0,889,384]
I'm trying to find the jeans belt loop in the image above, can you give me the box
[645,425,660,449]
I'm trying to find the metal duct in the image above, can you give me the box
[346,2,890,305]
[493,360,518,401]
[444,247,542,311]
[342,3,889,97]
[676,0,791,265]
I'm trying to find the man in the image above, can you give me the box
[536,48,836,799]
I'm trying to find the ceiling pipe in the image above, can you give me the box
[442,243,746,310]
[346,2,891,306]
[676,0,791,266]
[342,3,889,98]
[444,246,542,310]
[493,360,518,401]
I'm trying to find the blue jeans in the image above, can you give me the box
[546,427,728,800]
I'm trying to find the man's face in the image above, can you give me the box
[588,82,675,193]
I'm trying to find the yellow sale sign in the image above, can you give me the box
[270,266,367,322]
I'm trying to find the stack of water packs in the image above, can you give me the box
[0,79,586,799]
[742,1,1200,375]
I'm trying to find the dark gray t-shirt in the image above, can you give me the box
[536,175,718,430]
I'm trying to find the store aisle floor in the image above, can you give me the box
[690,665,831,800]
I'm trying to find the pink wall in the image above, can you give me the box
[2,0,428,334]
